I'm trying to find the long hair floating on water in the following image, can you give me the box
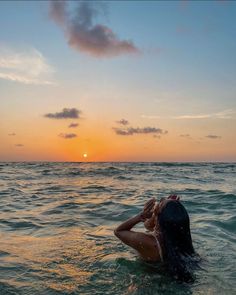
[158,200,196,282]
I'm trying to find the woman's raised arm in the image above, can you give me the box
[114,198,155,251]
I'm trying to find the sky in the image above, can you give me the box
[0,0,235,162]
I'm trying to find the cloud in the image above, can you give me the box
[0,46,55,85]
[59,133,77,139]
[44,108,81,119]
[49,1,139,57]
[8,133,16,136]
[180,134,191,138]
[68,122,79,128]
[49,0,67,26]
[173,109,235,120]
[206,135,221,139]
[141,115,161,120]
[15,144,24,147]
[116,119,129,126]
[142,109,235,120]
[113,126,168,136]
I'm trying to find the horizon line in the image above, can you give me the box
[0,160,235,164]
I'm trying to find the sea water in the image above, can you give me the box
[0,162,235,294]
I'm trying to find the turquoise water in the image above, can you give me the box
[0,162,235,294]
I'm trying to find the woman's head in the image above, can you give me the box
[157,200,195,282]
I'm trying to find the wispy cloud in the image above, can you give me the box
[68,122,79,128]
[59,133,77,139]
[8,133,16,136]
[142,109,235,120]
[206,135,222,139]
[141,115,161,120]
[49,0,67,26]
[113,126,168,136]
[173,109,235,119]
[0,46,55,85]
[116,119,129,126]
[15,144,24,147]
[49,1,139,58]
[44,108,81,119]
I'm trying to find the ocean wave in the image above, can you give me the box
[0,219,42,231]
[0,162,235,294]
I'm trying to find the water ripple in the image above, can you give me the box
[0,162,235,294]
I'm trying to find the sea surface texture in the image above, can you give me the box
[0,162,235,295]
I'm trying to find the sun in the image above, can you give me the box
[83,153,88,158]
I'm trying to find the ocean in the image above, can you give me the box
[0,162,235,295]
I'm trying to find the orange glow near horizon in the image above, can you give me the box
[0,77,236,163]
[1,116,236,162]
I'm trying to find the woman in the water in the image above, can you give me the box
[114,195,195,282]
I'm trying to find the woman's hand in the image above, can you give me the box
[144,213,156,231]
[140,198,156,221]
[168,194,180,201]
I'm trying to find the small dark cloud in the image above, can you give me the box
[49,1,140,58]
[44,108,81,119]
[180,134,191,138]
[8,133,16,136]
[206,135,221,139]
[153,135,161,139]
[15,144,24,147]
[113,126,168,136]
[59,133,77,139]
[68,122,79,128]
[116,119,129,126]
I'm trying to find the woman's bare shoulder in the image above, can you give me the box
[137,233,163,262]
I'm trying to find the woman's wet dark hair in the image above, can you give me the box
[158,200,195,282]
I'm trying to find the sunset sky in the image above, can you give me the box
[0,0,235,162]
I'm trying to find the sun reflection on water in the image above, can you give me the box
[0,228,108,293]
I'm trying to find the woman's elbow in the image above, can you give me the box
[114,228,120,238]
[114,228,118,237]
